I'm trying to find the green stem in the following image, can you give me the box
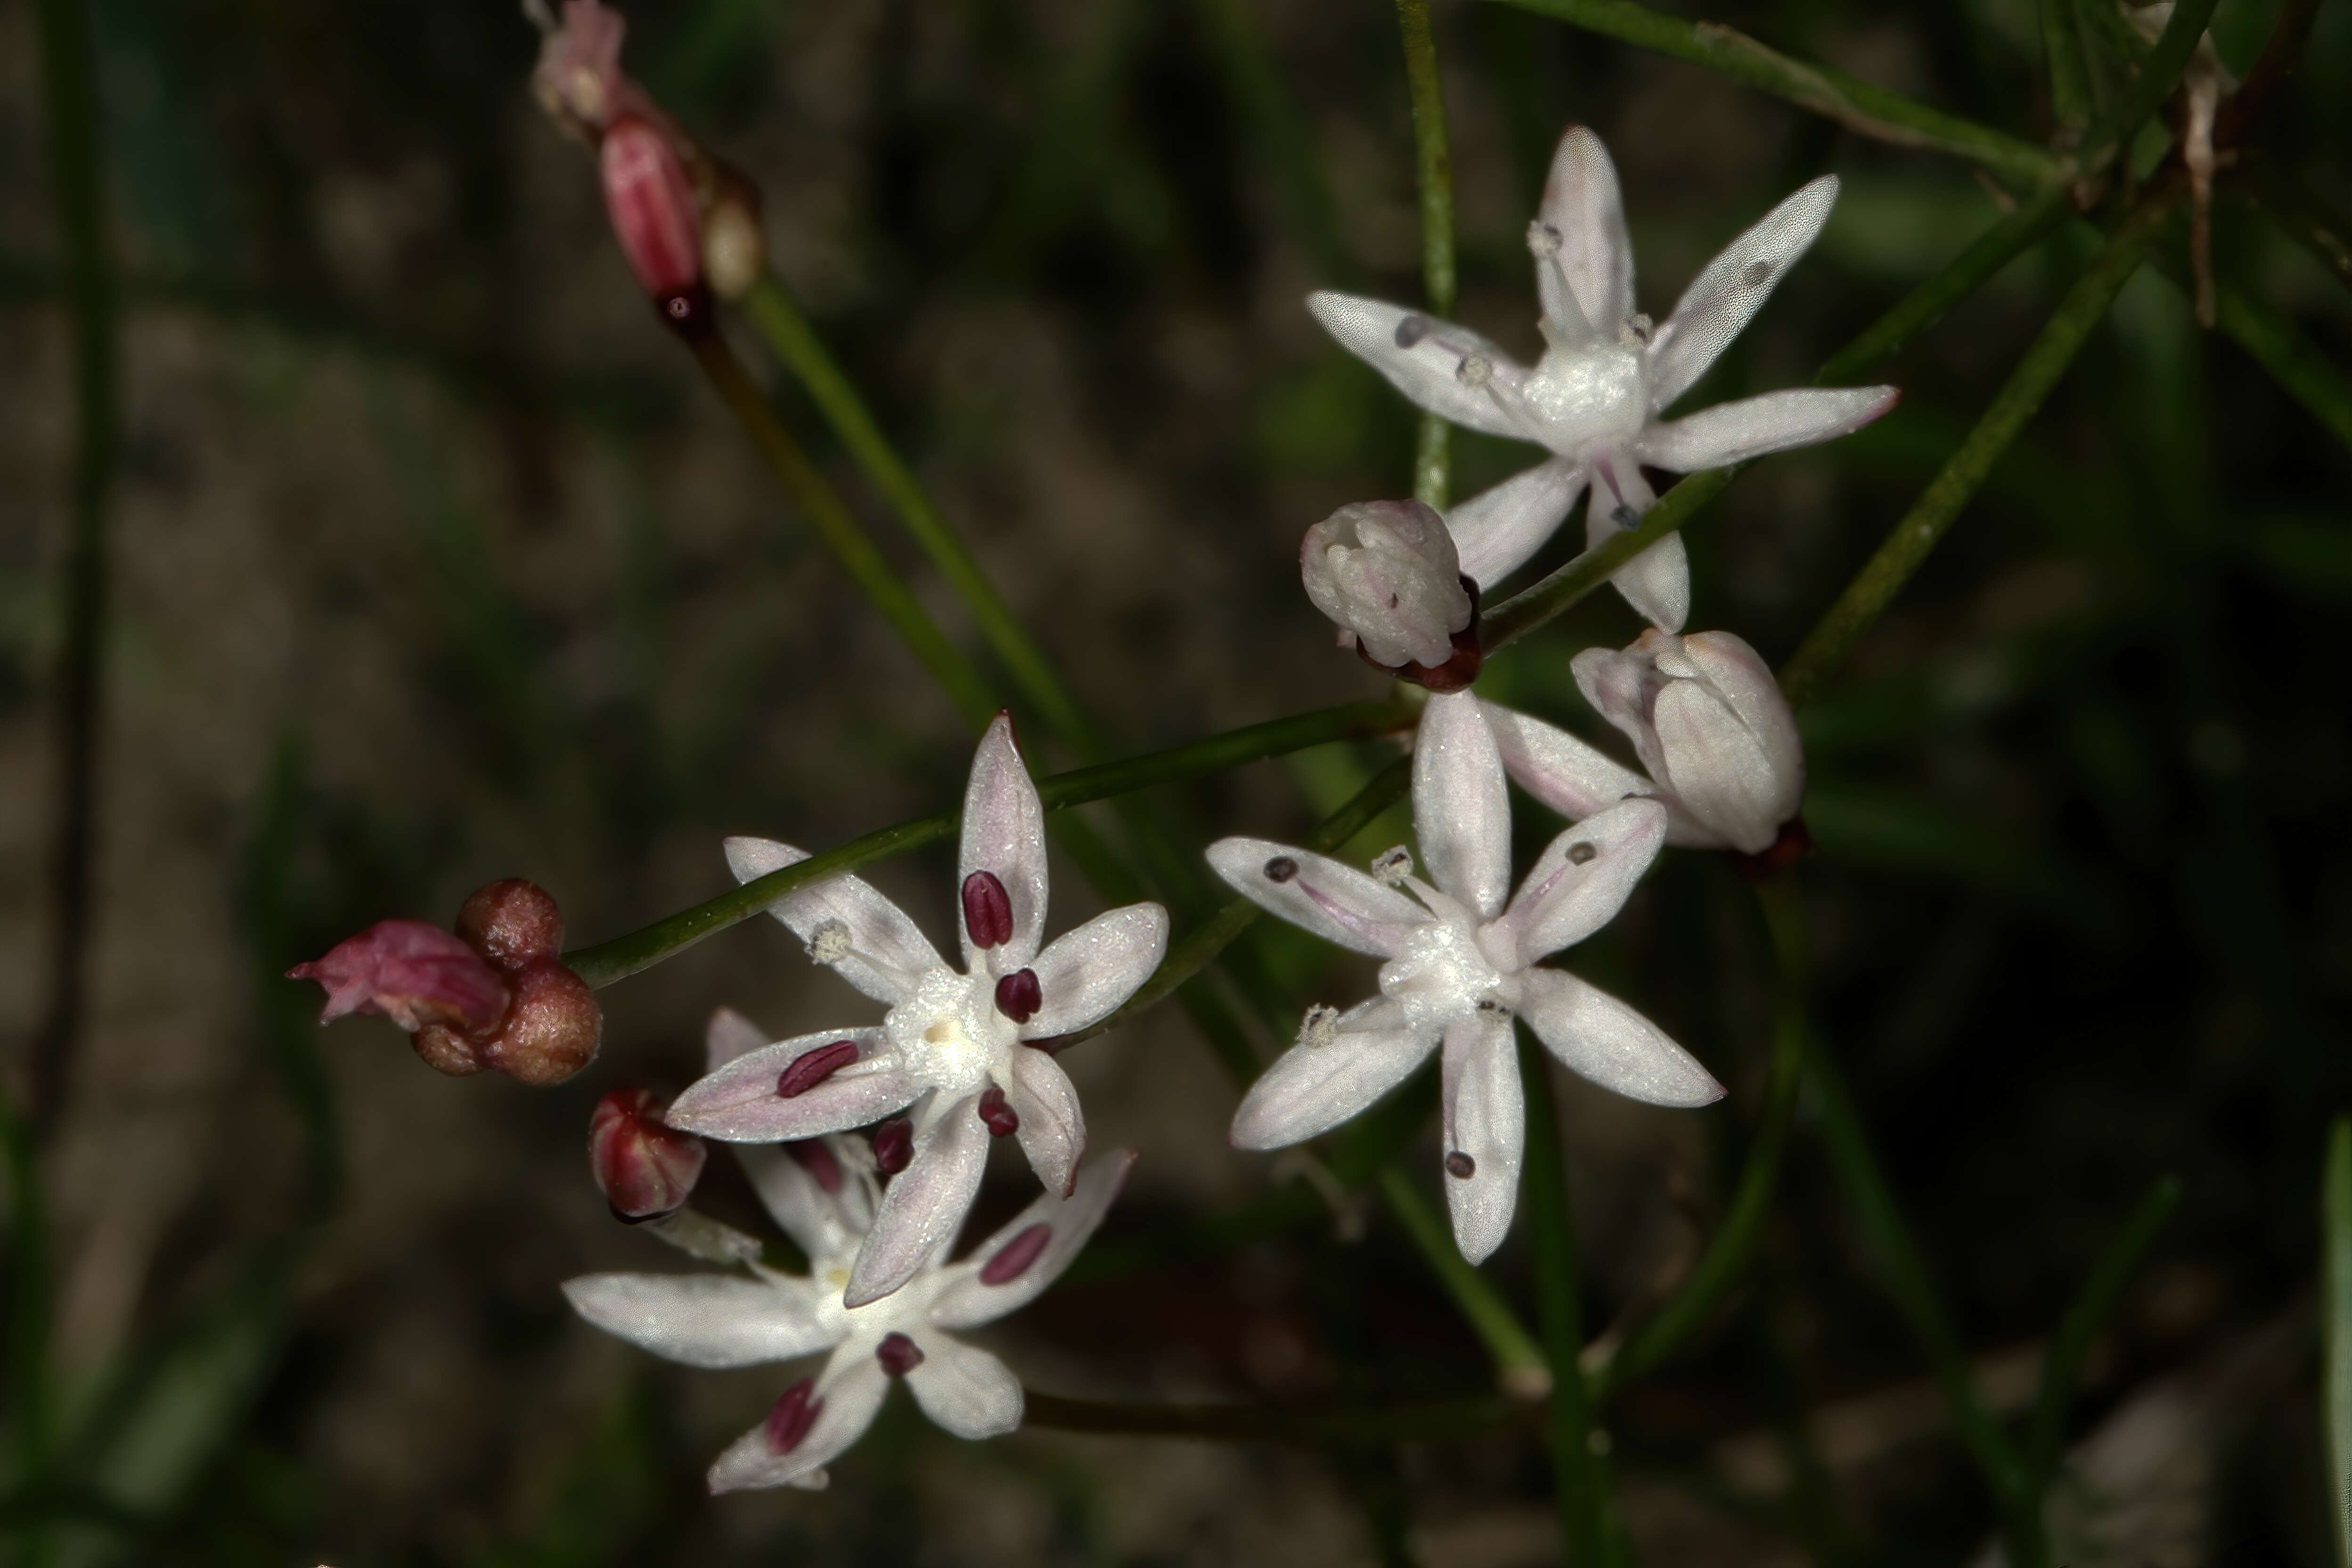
[1395,0,1458,509]
[2041,0,2091,133]
[1777,195,2171,708]
[1483,182,2071,656]
[2021,1175,2181,1489]
[564,699,1413,987]
[1590,872,1807,1402]
[1488,0,2058,189]
[2238,165,2352,299]
[1378,1166,1553,1398]
[1804,1037,2032,1527]
[2077,0,2221,180]
[1520,1034,1609,1565]
[688,332,997,727]
[737,279,1094,748]
[30,0,120,1141]
[1022,1389,1531,1445]
[2203,266,2352,459]
[2325,1117,2352,1568]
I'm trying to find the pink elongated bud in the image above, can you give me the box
[590,1088,707,1220]
[992,968,1041,1024]
[978,1223,1053,1286]
[776,1039,860,1099]
[788,1138,844,1194]
[875,1331,925,1378]
[976,1085,1020,1138]
[457,879,565,972]
[600,116,710,334]
[873,1118,914,1176]
[961,871,1014,950]
[764,1378,823,1455]
[288,921,509,1037]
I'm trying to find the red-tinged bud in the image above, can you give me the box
[873,1118,913,1176]
[788,1138,843,1194]
[590,1088,707,1220]
[764,1378,823,1455]
[978,1223,1052,1286]
[992,968,1041,1024]
[288,920,510,1036]
[456,879,565,972]
[976,1085,1020,1138]
[480,961,602,1086]
[961,871,1013,950]
[600,116,709,334]
[702,164,767,303]
[874,1331,924,1378]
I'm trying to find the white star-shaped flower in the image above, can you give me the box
[1308,124,1899,633]
[570,1012,1135,1493]
[1205,692,1722,1263]
[664,712,1168,1307]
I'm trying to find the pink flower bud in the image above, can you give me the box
[1302,499,1476,674]
[287,920,509,1037]
[590,1088,707,1220]
[600,115,709,332]
[480,960,603,1086]
[531,0,629,136]
[456,879,565,972]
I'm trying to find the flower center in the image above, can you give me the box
[886,965,1015,1098]
[1379,898,1511,1034]
[1520,342,1647,453]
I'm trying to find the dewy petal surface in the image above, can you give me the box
[1536,126,1635,336]
[1649,677,1785,854]
[1307,292,1529,440]
[1021,905,1169,1039]
[1480,701,1659,825]
[561,1273,835,1368]
[737,1140,876,1263]
[1518,967,1723,1107]
[1633,386,1898,473]
[1205,839,1424,958]
[1414,692,1514,921]
[930,1149,1135,1329]
[1681,631,1805,797]
[1447,458,1588,589]
[666,1028,912,1143]
[904,1333,1025,1438]
[1588,459,1688,633]
[708,1344,890,1494]
[725,836,941,1004]
[1494,798,1668,966]
[959,714,1050,970]
[1439,1008,1525,1264]
[846,1094,991,1307]
[1229,1007,1439,1150]
[1003,1045,1084,1198]
[1646,174,1840,409]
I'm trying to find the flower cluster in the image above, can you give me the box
[288,62,1858,1496]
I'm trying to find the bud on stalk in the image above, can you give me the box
[600,115,710,334]
[590,1089,708,1220]
[1301,499,1481,691]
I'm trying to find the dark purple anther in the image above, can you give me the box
[873,1118,914,1175]
[979,1223,1053,1286]
[788,1138,843,1194]
[875,1331,925,1378]
[993,968,1042,1024]
[764,1378,824,1454]
[1445,1151,1477,1179]
[977,1086,1020,1138]
[962,871,1014,950]
[776,1039,859,1099]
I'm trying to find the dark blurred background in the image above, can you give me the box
[1,0,2348,1561]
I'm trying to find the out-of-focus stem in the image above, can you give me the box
[1023,1389,1531,1445]
[2021,1175,2180,1489]
[2041,0,2092,133]
[1378,1166,1553,1398]
[1520,1035,1610,1566]
[1395,0,1457,510]
[2324,1118,2352,1568]
[30,0,121,1141]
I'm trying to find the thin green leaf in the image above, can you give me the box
[2326,1117,2352,1568]
[2023,1176,2182,1488]
[1379,1167,1552,1398]
[1395,0,1457,508]
[1519,1034,1609,1566]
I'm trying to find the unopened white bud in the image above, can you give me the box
[1298,1004,1342,1050]
[807,918,853,965]
[1369,845,1414,885]
[1299,498,1473,671]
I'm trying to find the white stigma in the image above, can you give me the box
[1298,1004,1341,1050]
[807,918,854,965]
[1369,845,1415,886]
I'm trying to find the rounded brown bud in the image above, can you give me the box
[412,1024,488,1077]
[481,961,602,1086]
[456,879,566,972]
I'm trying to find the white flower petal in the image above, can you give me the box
[1306,291,1530,440]
[1439,1008,1525,1264]
[1646,174,1840,409]
[1679,631,1805,808]
[904,1333,1025,1438]
[705,1006,770,1070]
[929,1149,1137,1330]
[1633,386,1898,473]
[1518,967,1723,1107]
[1229,1010,1440,1150]
[960,713,1051,970]
[845,1095,991,1308]
[1494,798,1667,966]
[1003,1045,1084,1198]
[725,836,940,1004]
[1021,904,1169,1039]
[1588,460,1686,634]
[1414,692,1513,922]
[1204,838,1425,959]
[665,1028,912,1143]
[1481,701,1658,824]
[1535,126,1635,337]
[736,1138,877,1263]
[1448,458,1587,589]
[562,1272,836,1368]
[707,1344,890,1494]
[1649,677,1786,854]
[1569,643,1675,786]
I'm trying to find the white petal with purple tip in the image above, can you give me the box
[930,1149,1136,1329]
[904,1334,1025,1439]
[1415,691,1514,921]
[958,713,1050,970]
[1306,292,1530,440]
[1646,175,1839,409]
[707,1344,890,1494]
[1519,968,1722,1107]
[1536,126,1635,339]
[725,836,940,1004]
[1439,1008,1525,1264]
[1447,457,1587,589]
[1633,386,1897,473]
[1204,838,1424,959]
[1493,798,1668,967]
[845,1094,991,1308]
[1004,1045,1084,1198]
[665,1027,911,1144]
[1228,1011,1439,1151]
[1021,904,1168,1039]
[561,1273,835,1368]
